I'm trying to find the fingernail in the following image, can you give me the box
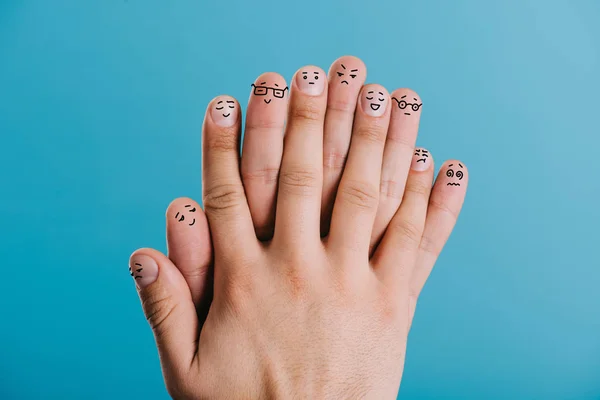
[361,86,387,117]
[411,148,432,171]
[129,254,158,289]
[296,67,325,96]
[211,97,237,127]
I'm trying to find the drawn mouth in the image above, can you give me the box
[370,103,381,111]
[264,99,272,104]
[446,183,460,186]
[309,82,315,85]
[189,219,195,226]
[404,113,411,115]
[341,80,349,85]
[222,113,230,118]
[417,158,426,163]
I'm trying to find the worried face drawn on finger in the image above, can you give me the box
[251,81,288,104]
[445,163,464,186]
[365,90,386,111]
[175,204,197,226]
[392,95,422,116]
[215,100,235,118]
[129,262,144,280]
[301,70,320,85]
[336,64,359,85]
[414,148,429,163]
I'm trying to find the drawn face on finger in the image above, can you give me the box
[251,81,288,104]
[445,163,464,186]
[215,99,235,118]
[392,95,422,116]
[365,90,386,112]
[129,262,144,280]
[175,204,197,226]
[414,148,429,163]
[335,63,359,85]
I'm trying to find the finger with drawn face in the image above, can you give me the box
[320,56,367,236]
[409,160,468,316]
[241,73,289,240]
[370,89,423,254]
[328,84,391,258]
[165,198,212,312]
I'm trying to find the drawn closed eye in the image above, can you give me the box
[228,105,234,109]
[378,98,384,101]
[216,106,224,110]
[366,97,373,100]
[189,207,196,212]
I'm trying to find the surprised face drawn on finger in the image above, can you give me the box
[175,204,197,226]
[445,163,464,186]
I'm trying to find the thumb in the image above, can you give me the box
[129,248,199,377]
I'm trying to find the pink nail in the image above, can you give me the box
[129,254,158,289]
[361,86,387,117]
[296,67,325,96]
[211,97,237,127]
[411,148,431,171]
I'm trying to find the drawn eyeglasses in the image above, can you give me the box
[251,84,288,98]
[393,98,422,112]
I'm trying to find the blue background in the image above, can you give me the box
[1,0,599,399]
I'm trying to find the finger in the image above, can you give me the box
[410,160,469,299]
[273,66,327,248]
[373,148,434,291]
[166,198,212,312]
[328,84,391,257]
[202,95,257,257]
[129,248,198,381]
[321,56,367,236]
[241,73,288,240]
[370,89,423,255]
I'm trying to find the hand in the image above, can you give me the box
[130,57,468,399]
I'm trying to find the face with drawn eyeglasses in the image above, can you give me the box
[392,95,422,116]
[251,81,289,104]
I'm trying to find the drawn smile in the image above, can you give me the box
[264,99,272,104]
[370,103,381,111]
[222,113,230,118]
[189,219,195,226]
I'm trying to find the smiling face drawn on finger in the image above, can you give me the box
[251,81,289,104]
[445,163,464,186]
[175,204,196,226]
[365,90,386,112]
[336,63,359,85]
[215,99,235,118]
[129,262,144,280]
[392,95,422,116]
[414,148,429,163]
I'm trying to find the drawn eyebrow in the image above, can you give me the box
[226,100,234,103]
[459,163,463,168]
[401,95,407,99]
[314,71,319,74]
[422,150,429,153]
[217,100,223,104]
[134,263,142,266]
[341,64,346,69]
[274,83,279,87]
[449,164,454,167]
[175,212,180,218]
[351,69,358,72]
[414,98,418,101]
[378,92,383,95]
[260,81,267,85]
[185,205,191,208]
[368,91,374,94]
[302,72,308,74]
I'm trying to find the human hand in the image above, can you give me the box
[130,56,468,399]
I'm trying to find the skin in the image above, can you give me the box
[130,56,469,399]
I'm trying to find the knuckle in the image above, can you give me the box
[323,150,347,170]
[405,179,431,198]
[279,166,320,196]
[393,218,423,247]
[419,233,441,257]
[142,291,179,337]
[290,101,323,124]
[354,124,386,145]
[241,167,280,185]
[380,179,403,199]
[203,183,246,213]
[339,180,379,210]
[205,128,238,152]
